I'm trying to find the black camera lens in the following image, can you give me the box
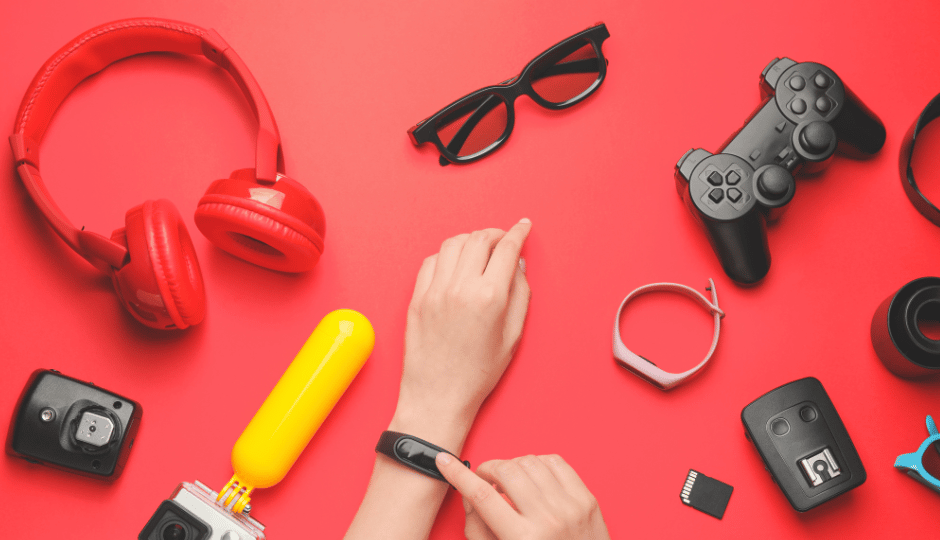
[162,523,187,540]
[139,500,210,540]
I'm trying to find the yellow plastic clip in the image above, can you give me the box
[217,474,254,514]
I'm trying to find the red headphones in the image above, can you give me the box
[10,19,326,330]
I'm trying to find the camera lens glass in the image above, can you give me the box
[162,523,188,540]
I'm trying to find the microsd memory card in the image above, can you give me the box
[680,469,733,519]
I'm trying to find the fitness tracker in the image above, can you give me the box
[375,431,469,482]
[900,93,940,226]
[612,280,724,390]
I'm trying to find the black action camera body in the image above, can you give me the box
[6,369,142,479]
[742,377,865,511]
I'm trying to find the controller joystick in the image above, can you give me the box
[675,58,886,284]
[798,121,836,156]
[756,166,793,201]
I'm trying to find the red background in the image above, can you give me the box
[2,0,940,537]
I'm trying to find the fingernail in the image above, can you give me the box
[437,452,454,466]
[519,218,531,224]
[518,258,527,274]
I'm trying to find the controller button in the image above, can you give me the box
[727,188,742,202]
[776,148,791,162]
[788,75,805,91]
[708,189,725,203]
[814,73,831,88]
[726,171,741,185]
[815,97,831,113]
[749,149,761,161]
[771,418,790,436]
[757,167,791,200]
[790,98,807,114]
[799,121,836,154]
[775,121,788,133]
[707,171,724,186]
[800,406,817,422]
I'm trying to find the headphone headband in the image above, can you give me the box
[9,18,282,270]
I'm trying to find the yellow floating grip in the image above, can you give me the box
[226,309,375,502]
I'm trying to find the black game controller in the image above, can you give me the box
[675,58,886,284]
[742,377,865,511]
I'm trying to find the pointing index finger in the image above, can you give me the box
[484,219,532,285]
[435,453,523,538]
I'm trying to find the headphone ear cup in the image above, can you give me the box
[110,199,206,329]
[194,168,325,273]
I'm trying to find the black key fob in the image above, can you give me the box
[741,377,865,511]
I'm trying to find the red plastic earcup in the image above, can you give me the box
[194,168,325,273]
[110,199,206,329]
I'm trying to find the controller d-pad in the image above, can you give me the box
[694,162,752,216]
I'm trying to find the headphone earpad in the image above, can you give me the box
[110,199,206,329]
[194,168,325,273]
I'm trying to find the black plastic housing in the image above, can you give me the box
[741,377,865,511]
[6,369,142,480]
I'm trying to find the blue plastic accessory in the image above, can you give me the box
[894,415,940,494]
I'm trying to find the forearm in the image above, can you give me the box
[344,402,476,540]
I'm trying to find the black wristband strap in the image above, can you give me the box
[900,92,940,226]
[375,430,470,482]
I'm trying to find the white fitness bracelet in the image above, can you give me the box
[612,279,725,390]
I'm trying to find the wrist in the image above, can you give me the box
[388,400,476,453]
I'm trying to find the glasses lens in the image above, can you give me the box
[435,93,508,159]
[530,38,601,105]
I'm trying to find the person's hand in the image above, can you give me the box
[394,219,532,432]
[436,453,611,540]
